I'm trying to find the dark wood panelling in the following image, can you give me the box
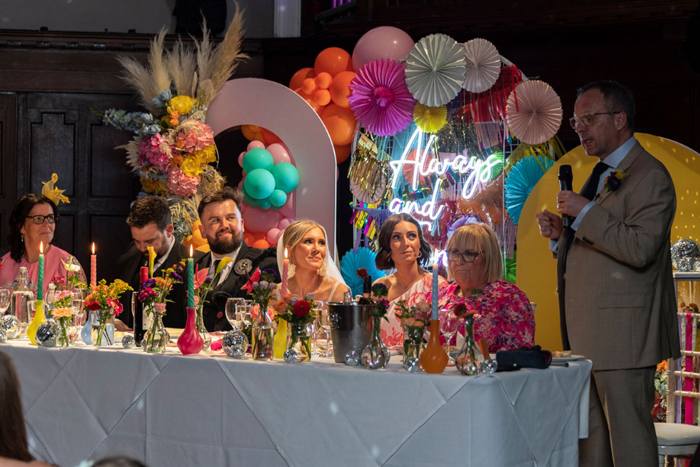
[0,95,17,255]
[90,215,134,283]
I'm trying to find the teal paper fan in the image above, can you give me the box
[504,155,554,224]
[340,247,386,297]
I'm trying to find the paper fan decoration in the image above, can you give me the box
[340,247,386,297]
[462,38,501,93]
[504,155,555,224]
[405,34,466,107]
[413,104,447,133]
[350,172,388,204]
[348,59,416,137]
[506,80,563,145]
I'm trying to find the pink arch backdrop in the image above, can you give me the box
[206,78,339,259]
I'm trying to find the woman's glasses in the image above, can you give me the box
[26,215,56,225]
[447,250,481,263]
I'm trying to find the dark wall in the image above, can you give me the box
[1,0,699,279]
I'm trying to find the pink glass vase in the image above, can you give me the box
[178,307,204,355]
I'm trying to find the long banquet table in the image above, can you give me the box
[2,339,592,467]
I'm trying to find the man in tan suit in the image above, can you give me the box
[536,81,680,466]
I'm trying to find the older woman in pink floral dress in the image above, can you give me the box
[431,223,534,353]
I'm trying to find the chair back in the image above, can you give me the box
[667,308,700,424]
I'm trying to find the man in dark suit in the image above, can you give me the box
[195,186,278,331]
[536,81,680,466]
[115,196,200,329]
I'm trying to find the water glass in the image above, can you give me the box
[439,308,459,363]
[225,298,245,328]
[0,287,11,315]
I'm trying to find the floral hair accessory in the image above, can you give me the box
[604,169,629,192]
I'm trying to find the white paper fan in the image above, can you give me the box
[462,38,501,93]
[505,80,563,145]
[405,34,466,107]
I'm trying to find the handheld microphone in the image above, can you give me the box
[558,165,573,228]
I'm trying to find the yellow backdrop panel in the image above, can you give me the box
[517,133,700,351]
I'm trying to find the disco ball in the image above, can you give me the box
[0,315,20,340]
[671,238,700,272]
[222,330,248,359]
[36,321,59,347]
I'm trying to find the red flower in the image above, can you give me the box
[84,299,101,311]
[356,268,368,279]
[241,268,261,294]
[293,300,311,318]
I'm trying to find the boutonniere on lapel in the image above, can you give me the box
[603,169,629,192]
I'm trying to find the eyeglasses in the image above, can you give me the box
[569,112,621,129]
[26,215,56,225]
[447,249,481,263]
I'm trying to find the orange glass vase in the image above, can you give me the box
[420,319,448,374]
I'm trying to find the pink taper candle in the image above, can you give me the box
[90,242,97,288]
[281,247,289,297]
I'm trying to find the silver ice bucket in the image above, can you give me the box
[328,302,372,363]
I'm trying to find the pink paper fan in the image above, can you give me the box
[505,80,563,145]
[348,59,416,137]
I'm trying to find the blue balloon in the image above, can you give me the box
[243,192,259,208]
[267,189,287,209]
[271,162,299,194]
[244,169,275,200]
[257,198,272,210]
[242,148,274,174]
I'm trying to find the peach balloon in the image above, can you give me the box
[315,72,333,90]
[314,47,352,77]
[267,143,292,164]
[314,89,331,106]
[329,71,356,108]
[289,67,316,90]
[321,104,357,146]
[247,140,265,150]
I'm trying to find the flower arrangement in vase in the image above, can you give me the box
[84,279,132,346]
[357,275,391,370]
[138,269,179,353]
[451,296,483,376]
[273,294,316,363]
[394,299,429,370]
[242,268,278,360]
[186,257,233,350]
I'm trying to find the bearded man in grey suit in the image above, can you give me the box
[536,80,680,466]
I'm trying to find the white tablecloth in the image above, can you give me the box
[2,340,591,467]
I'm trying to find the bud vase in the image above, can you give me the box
[403,324,425,370]
[287,322,312,362]
[178,307,204,355]
[142,305,169,354]
[92,308,115,347]
[361,316,390,369]
[27,300,45,345]
[252,306,274,361]
[420,319,448,374]
[195,304,211,351]
[455,315,484,375]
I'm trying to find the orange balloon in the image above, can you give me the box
[314,47,352,78]
[295,88,312,100]
[313,89,331,106]
[244,232,255,245]
[260,128,282,145]
[304,97,325,115]
[315,72,333,90]
[252,238,270,249]
[334,144,352,164]
[289,67,316,90]
[330,71,356,108]
[321,104,357,146]
[302,78,317,95]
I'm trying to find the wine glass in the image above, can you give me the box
[226,298,244,329]
[0,287,11,316]
[439,308,459,363]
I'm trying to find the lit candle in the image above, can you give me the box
[281,247,289,297]
[90,242,97,288]
[37,242,44,301]
[187,245,195,308]
[431,259,439,320]
[147,246,156,278]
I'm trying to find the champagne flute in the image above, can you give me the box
[226,298,244,329]
[0,287,11,316]
[439,308,459,363]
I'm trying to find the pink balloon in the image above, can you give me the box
[352,26,415,72]
[266,143,292,165]
[238,151,246,167]
[240,202,247,215]
[278,218,294,230]
[279,190,296,219]
[247,140,265,150]
[266,228,282,245]
[243,207,283,233]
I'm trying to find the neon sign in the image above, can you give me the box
[387,128,501,229]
